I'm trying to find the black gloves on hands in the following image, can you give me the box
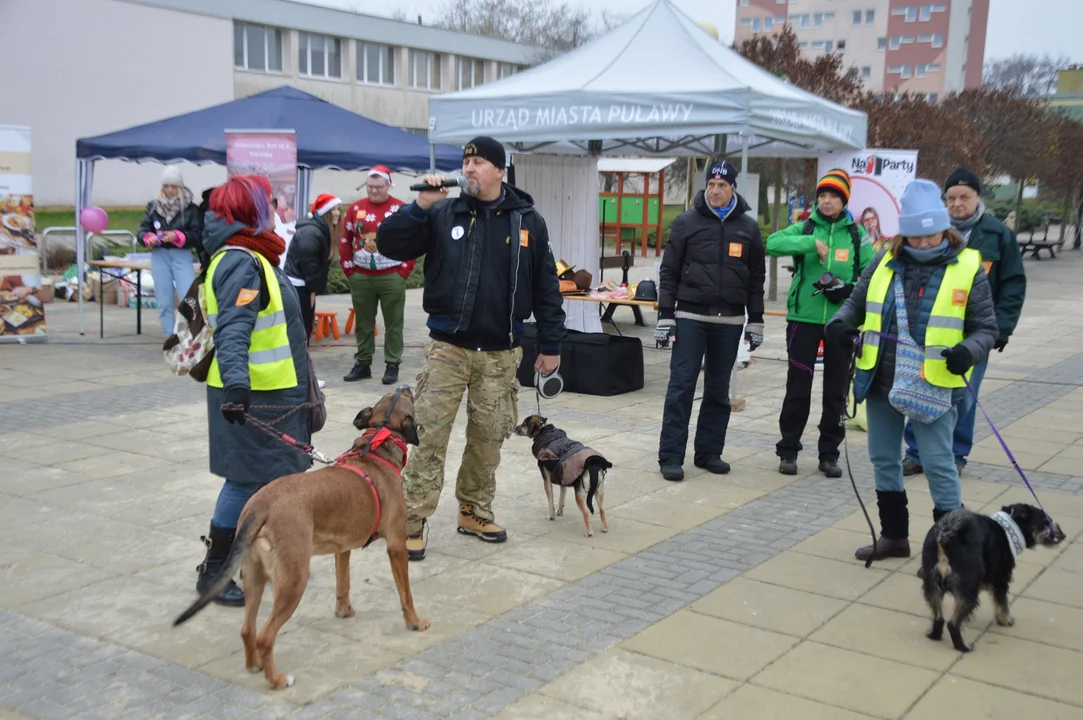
[656,319,675,346]
[744,322,764,352]
[825,320,860,350]
[221,386,250,425]
[823,283,855,305]
[940,345,973,376]
[994,338,1008,353]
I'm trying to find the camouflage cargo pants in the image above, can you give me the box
[404,340,522,535]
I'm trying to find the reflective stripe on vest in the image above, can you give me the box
[857,248,981,388]
[204,247,298,391]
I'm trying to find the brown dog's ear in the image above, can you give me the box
[400,416,420,446]
[353,408,373,430]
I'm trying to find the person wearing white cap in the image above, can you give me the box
[340,166,413,384]
[138,166,203,335]
[284,193,342,342]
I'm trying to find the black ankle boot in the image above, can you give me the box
[382,363,399,385]
[343,362,371,382]
[195,523,245,607]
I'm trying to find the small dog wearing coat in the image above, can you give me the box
[514,415,612,537]
[921,503,1066,653]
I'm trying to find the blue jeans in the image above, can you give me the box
[150,246,196,335]
[212,480,261,529]
[904,359,987,467]
[866,394,962,512]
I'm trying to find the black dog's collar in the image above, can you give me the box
[990,511,1025,557]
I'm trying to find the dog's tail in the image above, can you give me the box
[173,510,264,627]
[934,508,971,549]
[585,456,613,514]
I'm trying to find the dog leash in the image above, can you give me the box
[222,402,335,465]
[841,347,879,569]
[859,330,1056,532]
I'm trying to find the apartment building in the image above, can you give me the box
[734,0,989,101]
[4,0,537,205]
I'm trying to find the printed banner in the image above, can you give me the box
[818,149,919,247]
[0,125,46,341]
[225,130,298,230]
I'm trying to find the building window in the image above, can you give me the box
[233,22,282,73]
[887,65,903,74]
[789,13,811,28]
[837,39,846,50]
[811,41,825,50]
[739,0,749,6]
[889,35,916,50]
[931,33,944,48]
[901,65,912,79]
[927,92,938,103]
[862,65,871,79]
[410,49,442,90]
[797,41,808,49]
[824,40,834,52]
[458,57,485,90]
[812,12,835,28]
[877,37,886,50]
[298,32,342,79]
[497,62,518,79]
[892,6,917,22]
[853,10,862,24]
[920,4,947,21]
[866,9,875,24]
[357,41,395,85]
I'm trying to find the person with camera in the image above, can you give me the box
[656,160,766,482]
[766,169,874,478]
[375,136,567,560]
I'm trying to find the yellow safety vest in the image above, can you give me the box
[857,248,981,388]
[205,248,297,391]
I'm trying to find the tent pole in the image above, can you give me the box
[75,159,86,335]
[429,144,435,173]
[740,133,749,181]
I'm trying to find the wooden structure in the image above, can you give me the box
[598,158,676,258]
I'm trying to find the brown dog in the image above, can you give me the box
[174,386,429,690]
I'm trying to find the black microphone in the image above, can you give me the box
[408,175,467,192]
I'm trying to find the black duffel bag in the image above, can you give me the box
[518,325,644,396]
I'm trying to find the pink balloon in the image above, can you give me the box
[80,206,109,234]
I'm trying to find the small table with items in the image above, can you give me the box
[88,259,151,338]
[561,293,657,335]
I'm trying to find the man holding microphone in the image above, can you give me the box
[376,136,567,560]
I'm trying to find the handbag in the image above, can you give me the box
[887,276,952,423]
[305,349,327,434]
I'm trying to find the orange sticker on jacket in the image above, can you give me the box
[520,229,530,247]
[982,260,993,275]
[728,242,743,257]
[835,248,850,262]
[952,289,968,307]
[236,288,259,307]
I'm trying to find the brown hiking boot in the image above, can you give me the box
[406,521,427,561]
[902,458,923,476]
[855,536,911,562]
[456,504,507,543]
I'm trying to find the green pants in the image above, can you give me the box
[348,272,406,366]
[404,340,522,535]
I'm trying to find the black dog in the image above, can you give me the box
[514,415,612,537]
[921,504,1066,652]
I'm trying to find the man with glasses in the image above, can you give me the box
[341,166,415,384]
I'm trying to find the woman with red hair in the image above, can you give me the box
[192,174,312,607]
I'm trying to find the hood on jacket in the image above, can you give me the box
[294,212,330,238]
[202,212,250,255]
[453,182,535,213]
[693,189,751,219]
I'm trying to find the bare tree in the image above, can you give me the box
[983,53,1072,98]
[432,0,597,60]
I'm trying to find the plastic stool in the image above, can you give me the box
[313,311,340,341]
[344,308,377,337]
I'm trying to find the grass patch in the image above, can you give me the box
[34,208,147,238]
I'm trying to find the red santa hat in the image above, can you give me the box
[368,165,392,185]
[311,193,342,216]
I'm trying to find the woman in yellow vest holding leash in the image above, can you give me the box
[194,175,312,606]
[824,179,999,563]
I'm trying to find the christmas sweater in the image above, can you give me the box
[340,196,416,278]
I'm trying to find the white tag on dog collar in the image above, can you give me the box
[990,511,1025,558]
[535,368,563,399]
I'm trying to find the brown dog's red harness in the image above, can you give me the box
[334,427,409,548]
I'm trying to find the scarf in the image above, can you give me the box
[950,202,985,241]
[154,186,194,224]
[901,238,951,264]
[225,228,287,267]
[711,194,737,222]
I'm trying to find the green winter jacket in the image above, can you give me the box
[964,212,1026,342]
[766,209,875,326]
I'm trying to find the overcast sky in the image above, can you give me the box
[301,0,1081,63]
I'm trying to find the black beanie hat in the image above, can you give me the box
[706,160,738,188]
[463,136,506,170]
[945,167,981,194]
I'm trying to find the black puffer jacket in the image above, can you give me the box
[284,214,333,295]
[137,200,202,255]
[659,190,766,323]
[830,244,998,401]
[376,183,566,355]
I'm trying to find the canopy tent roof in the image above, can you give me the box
[597,158,677,174]
[427,0,866,158]
[76,86,463,172]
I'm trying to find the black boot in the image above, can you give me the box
[195,523,245,607]
[382,363,399,385]
[343,362,371,382]
[855,491,911,561]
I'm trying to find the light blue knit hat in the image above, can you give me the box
[898,179,951,237]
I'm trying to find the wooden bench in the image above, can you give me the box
[1018,237,1060,260]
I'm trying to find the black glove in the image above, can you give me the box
[655,319,675,347]
[823,283,855,305]
[221,386,250,425]
[825,320,860,350]
[940,345,973,376]
[994,338,1008,353]
[744,322,764,352]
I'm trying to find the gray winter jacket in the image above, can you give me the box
[203,214,311,485]
[829,243,998,404]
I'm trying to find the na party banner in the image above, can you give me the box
[0,125,46,342]
[225,130,298,229]
[818,149,918,246]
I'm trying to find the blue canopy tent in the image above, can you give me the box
[73,86,461,333]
